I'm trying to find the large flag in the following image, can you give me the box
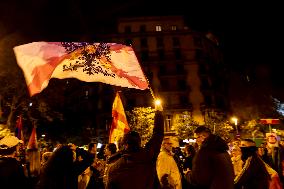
[109,92,130,144]
[13,42,149,96]
[15,115,24,143]
[27,126,38,150]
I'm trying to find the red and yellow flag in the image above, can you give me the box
[27,126,38,150]
[109,92,130,144]
[15,115,24,143]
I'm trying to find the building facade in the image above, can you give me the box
[97,15,229,133]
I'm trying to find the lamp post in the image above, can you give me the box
[154,98,163,111]
[231,117,238,134]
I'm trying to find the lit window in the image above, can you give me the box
[171,25,177,30]
[156,25,162,31]
[166,115,172,131]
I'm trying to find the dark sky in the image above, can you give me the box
[1,1,282,60]
[0,0,283,91]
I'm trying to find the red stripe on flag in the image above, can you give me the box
[27,127,38,150]
[109,92,130,143]
[15,115,24,143]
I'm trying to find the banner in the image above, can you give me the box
[13,42,149,96]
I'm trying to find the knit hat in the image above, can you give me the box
[0,135,23,148]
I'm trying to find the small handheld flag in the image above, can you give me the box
[15,115,24,143]
[109,92,130,144]
[27,126,38,150]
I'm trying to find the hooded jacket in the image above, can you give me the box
[105,111,164,189]
[187,134,234,189]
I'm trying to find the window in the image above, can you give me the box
[156,25,162,31]
[204,95,212,106]
[201,77,210,88]
[193,37,202,47]
[174,48,182,59]
[145,71,153,81]
[179,96,188,104]
[216,96,225,108]
[140,38,148,48]
[172,37,180,47]
[195,49,203,59]
[165,115,172,132]
[177,80,186,90]
[176,64,184,74]
[158,49,165,60]
[140,25,146,32]
[124,26,131,33]
[171,25,177,31]
[156,37,164,48]
[141,50,149,61]
[125,39,132,46]
[199,64,206,74]
[160,79,168,89]
[128,99,136,108]
[159,65,166,75]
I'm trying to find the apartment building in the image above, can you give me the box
[97,15,229,133]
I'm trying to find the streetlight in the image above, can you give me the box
[154,98,163,111]
[231,117,238,134]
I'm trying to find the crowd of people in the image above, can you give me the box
[1,104,284,189]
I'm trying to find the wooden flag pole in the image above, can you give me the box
[139,67,156,101]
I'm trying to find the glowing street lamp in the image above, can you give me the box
[231,117,238,134]
[154,99,161,106]
[154,98,163,111]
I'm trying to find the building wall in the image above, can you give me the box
[98,15,228,133]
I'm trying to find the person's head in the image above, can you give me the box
[88,142,97,154]
[162,137,173,153]
[0,135,23,157]
[104,143,117,157]
[68,143,76,151]
[122,131,141,152]
[232,139,241,147]
[231,146,241,157]
[257,143,266,156]
[194,126,211,146]
[42,145,74,175]
[185,144,196,157]
[266,133,279,148]
[240,139,257,161]
[280,139,284,147]
[240,138,256,147]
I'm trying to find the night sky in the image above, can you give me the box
[0,0,283,96]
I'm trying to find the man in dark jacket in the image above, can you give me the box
[105,105,164,189]
[185,126,234,189]
[234,139,271,189]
